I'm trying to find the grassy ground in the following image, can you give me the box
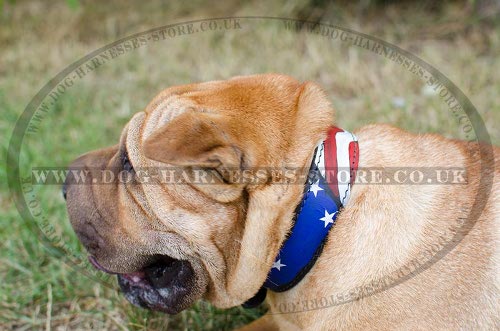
[1,1,499,330]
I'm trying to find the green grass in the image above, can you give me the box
[1,1,499,330]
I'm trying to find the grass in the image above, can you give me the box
[1,0,499,330]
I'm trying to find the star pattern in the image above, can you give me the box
[319,209,337,228]
[272,259,286,271]
[264,129,358,291]
[309,180,324,197]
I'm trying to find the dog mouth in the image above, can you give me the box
[89,255,195,314]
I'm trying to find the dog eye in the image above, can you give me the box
[121,151,134,172]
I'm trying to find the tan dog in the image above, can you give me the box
[64,74,499,330]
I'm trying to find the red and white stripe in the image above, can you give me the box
[314,127,359,206]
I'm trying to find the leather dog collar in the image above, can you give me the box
[243,127,359,308]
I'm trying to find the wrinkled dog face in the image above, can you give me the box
[64,74,334,313]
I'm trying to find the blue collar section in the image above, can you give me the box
[242,127,359,308]
[263,159,340,291]
[263,127,359,292]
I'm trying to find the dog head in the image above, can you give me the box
[64,74,334,313]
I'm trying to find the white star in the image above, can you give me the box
[309,180,323,197]
[319,209,338,228]
[272,259,286,271]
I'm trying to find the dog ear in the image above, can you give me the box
[142,111,244,202]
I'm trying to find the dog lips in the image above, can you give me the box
[88,255,118,274]
[117,256,196,314]
[144,258,193,289]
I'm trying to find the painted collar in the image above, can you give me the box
[243,127,359,308]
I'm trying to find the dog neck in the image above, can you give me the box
[243,127,359,308]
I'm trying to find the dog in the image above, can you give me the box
[64,74,499,330]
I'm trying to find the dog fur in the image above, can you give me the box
[65,74,499,330]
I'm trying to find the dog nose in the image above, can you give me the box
[62,179,68,200]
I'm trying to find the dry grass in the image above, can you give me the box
[1,0,499,330]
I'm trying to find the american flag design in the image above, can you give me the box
[263,127,359,292]
[315,127,359,206]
